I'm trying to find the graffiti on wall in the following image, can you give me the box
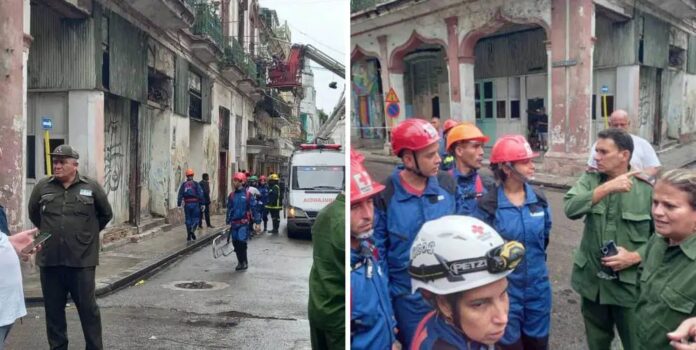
[104,107,125,196]
[351,60,385,140]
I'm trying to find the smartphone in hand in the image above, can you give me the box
[21,231,51,254]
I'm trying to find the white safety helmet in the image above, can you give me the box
[409,215,525,295]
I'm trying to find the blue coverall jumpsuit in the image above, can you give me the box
[177,179,204,240]
[258,184,270,231]
[412,311,496,350]
[351,240,396,350]
[473,183,552,347]
[227,188,255,266]
[449,167,493,216]
[372,166,456,348]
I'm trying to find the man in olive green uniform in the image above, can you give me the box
[564,128,653,350]
[308,193,344,350]
[28,145,113,350]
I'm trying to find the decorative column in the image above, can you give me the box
[544,0,595,176]
[0,0,29,231]
[445,16,462,120]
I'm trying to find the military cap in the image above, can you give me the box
[50,144,80,159]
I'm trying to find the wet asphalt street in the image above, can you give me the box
[7,218,315,350]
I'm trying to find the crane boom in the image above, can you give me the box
[267,44,344,90]
[302,45,344,77]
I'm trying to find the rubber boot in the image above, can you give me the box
[271,218,280,234]
[263,220,268,232]
[239,241,248,270]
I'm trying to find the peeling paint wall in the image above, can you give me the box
[147,106,171,216]
[0,0,27,231]
[683,74,696,136]
[104,95,132,225]
[169,113,190,210]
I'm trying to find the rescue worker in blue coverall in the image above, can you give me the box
[439,119,459,171]
[474,135,552,349]
[177,168,204,241]
[373,118,457,348]
[227,172,255,271]
[350,149,398,350]
[258,175,270,232]
[246,175,262,236]
[445,123,495,215]
[409,216,525,350]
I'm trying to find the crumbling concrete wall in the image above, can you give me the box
[0,0,27,232]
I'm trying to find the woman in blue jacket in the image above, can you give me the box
[474,135,552,350]
[409,216,524,350]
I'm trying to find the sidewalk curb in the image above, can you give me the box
[25,226,227,304]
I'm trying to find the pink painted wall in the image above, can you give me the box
[0,0,27,231]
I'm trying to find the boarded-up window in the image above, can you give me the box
[174,56,189,115]
[687,35,696,74]
[109,11,147,102]
[641,13,669,68]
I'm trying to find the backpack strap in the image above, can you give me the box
[532,186,548,208]
[375,175,395,212]
[436,170,457,195]
[478,185,499,219]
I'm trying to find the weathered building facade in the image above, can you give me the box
[1,0,297,238]
[351,0,696,174]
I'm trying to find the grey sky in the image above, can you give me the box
[258,0,347,114]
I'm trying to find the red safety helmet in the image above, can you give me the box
[350,149,385,205]
[489,135,539,164]
[185,168,194,176]
[259,175,267,182]
[391,118,441,156]
[443,119,459,134]
[233,172,247,182]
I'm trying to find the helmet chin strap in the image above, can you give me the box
[405,150,427,178]
[505,162,532,183]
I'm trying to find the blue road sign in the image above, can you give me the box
[386,102,400,118]
[600,85,609,94]
[42,117,53,130]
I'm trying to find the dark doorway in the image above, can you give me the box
[431,96,440,118]
[219,152,228,208]
[128,100,141,226]
[653,68,663,146]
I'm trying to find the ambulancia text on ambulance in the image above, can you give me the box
[286,143,345,238]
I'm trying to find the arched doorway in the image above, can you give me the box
[460,11,551,150]
[402,45,449,119]
[351,47,386,148]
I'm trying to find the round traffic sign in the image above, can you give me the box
[386,103,400,118]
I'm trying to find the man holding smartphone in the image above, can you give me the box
[0,204,40,350]
[28,145,113,350]
[564,129,653,350]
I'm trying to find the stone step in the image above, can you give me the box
[138,217,166,234]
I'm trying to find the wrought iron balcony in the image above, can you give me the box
[224,37,258,80]
[189,1,223,48]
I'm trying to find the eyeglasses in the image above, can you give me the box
[409,241,525,282]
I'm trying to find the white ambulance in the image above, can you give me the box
[286,144,345,238]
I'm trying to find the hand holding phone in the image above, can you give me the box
[21,231,51,254]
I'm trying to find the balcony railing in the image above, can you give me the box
[351,0,390,12]
[223,37,259,81]
[189,1,223,48]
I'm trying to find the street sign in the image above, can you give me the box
[600,85,609,94]
[386,102,400,118]
[385,88,400,103]
[42,117,53,130]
